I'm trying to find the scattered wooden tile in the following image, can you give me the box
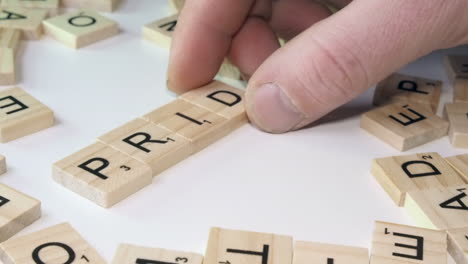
[0,29,21,85]
[112,244,203,264]
[0,183,40,243]
[445,103,468,148]
[360,102,448,151]
[168,0,185,12]
[371,152,465,206]
[218,59,242,80]
[446,154,468,182]
[52,142,152,208]
[143,14,177,49]
[0,87,54,143]
[0,7,47,40]
[43,9,119,49]
[293,241,368,264]
[445,55,468,103]
[0,154,5,175]
[447,227,468,264]
[1,0,59,17]
[62,0,119,12]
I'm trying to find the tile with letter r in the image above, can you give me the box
[0,222,105,264]
[444,103,468,148]
[203,227,293,264]
[293,241,369,264]
[143,14,177,49]
[360,102,448,151]
[0,7,46,40]
[52,142,152,208]
[112,243,203,264]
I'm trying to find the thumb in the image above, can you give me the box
[245,0,468,133]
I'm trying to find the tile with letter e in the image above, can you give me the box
[98,118,191,177]
[445,55,468,103]
[143,14,177,49]
[444,103,468,148]
[204,227,293,264]
[360,102,448,151]
[0,183,40,243]
[62,0,119,12]
[0,154,5,175]
[112,243,203,264]
[52,142,152,208]
[1,0,59,17]
[373,73,441,113]
[0,87,54,143]
[371,152,465,206]
[0,7,46,40]
[293,241,368,264]
[0,28,21,85]
[447,227,468,264]
[0,222,105,264]
[370,221,447,264]
[43,9,119,49]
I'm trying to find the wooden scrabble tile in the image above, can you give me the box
[112,244,203,264]
[180,81,246,123]
[370,221,447,264]
[98,118,191,177]
[1,0,59,17]
[360,102,448,151]
[371,152,465,206]
[0,222,105,264]
[218,59,242,80]
[447,227,468,264]
[0,87,54,143]
[0,183,40,243]
[143,14,177,49]
[203,227,293,264]
[62,0,119,12]
[0,49,15,85]
[373,73,441,113]
[0,154,5,175]
[454,79,468,103]
[53,142,152,208]
[0,28,21,53]
[445,55,468,103]
[43,10,119,49]
[444,103,468,148]
[446,154,468,182]
[0,7,47,40]
[293,241,369,264]
[168,0,185,12]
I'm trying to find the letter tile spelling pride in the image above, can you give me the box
[43,9,119,49]
[0,87,54,143]
[445,55,468,103]
[1,0,59,17]
[111,244,203,264]
[0,28,21,85]
[293,241,369,264]
[0,7,47,40]
[0,223,105,264]
[62,0,120,13]
[360,102,448,151]
[53,81,247,207]
[373,73,442,113]
[444,103,468,148]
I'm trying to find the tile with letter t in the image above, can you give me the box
[445,55,468,103]
[447,227,468,264]
[143,14,178,49]
[444,103,468,148]
[62,0,119,12]
[0,222,105,264]
[0,29,21,85]
[371,152,465,206]
[0,183,41,243]
[112,244,203,264]
[0,154,5,175]
[1,0,59,17]
[370,221,447,264]
[360,102,448,151]
[53,142,152,208]
[0,87,54,143]
[203,227,293,264]
[0,7,46,40]
[43,9,119,49]
[373,73,441,113]
[293,241,368,264]
[98,118,191,177]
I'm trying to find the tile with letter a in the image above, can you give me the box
[446,154,468,182]
[98,118,191,177]
[0,7,47,40]
[203,227,293,264]
[360,102,448,151]
[52,142,152,208]
[371,152,465,206]
[62,0,119,12]
[0,87,54,143]
[293,241,369,264]
[444,103,468,148]
[111,243,203,264]
[373,73,441,113]
[43,9,119,49]
[0,183,41,243]
[0,154,5,175]
[445,55,468,103]
[1,0,59,17]
[143,14,177,49]
[0,222,105,264]
[0,29,21,85]
[370,221,447,264]
[447,227,468,264]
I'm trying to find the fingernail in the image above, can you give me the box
[251,83,303,133]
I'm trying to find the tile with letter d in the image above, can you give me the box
[112,244,203,264]
[143,14,177,49]
[293,241,368,264]
[53,142,152,208]
[0,7,46,39]
[203,227,293,264]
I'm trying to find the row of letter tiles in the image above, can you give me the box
[53,81,246,208]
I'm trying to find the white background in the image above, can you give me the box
[1,0,468,262]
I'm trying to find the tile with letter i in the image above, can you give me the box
[371,152,465,206]
[111,244,203,264]
[62,0,119,12]
[447,227,468,264]
[0,87,54,143]
[0,183,41,243]
[0,28,21,85]
[373,73,442,113]
[0,154,5,175]
[293,241,369,264]
[444,103,468,148]
[445,55,468,103]
[43,9,119,49]
[0,222,105,264]
[1,0,59,17]
[370,221,447,264]
[360,102,448,151]
[143,14,178,49]
[0,7,46,40]
[203,227,293,264]
[52,142,152,208]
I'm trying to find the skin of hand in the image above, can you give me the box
[167,0,468,133]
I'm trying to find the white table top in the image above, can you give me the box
[1,0,468,262]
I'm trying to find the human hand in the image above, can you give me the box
[167,0,468,133]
